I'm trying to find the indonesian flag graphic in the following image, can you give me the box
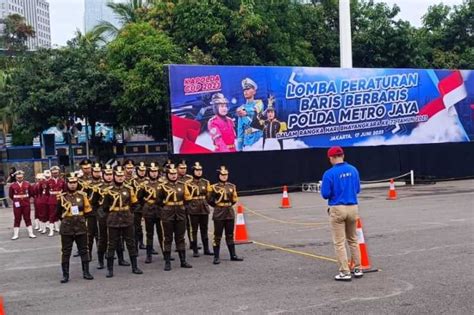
[171,115,212,154]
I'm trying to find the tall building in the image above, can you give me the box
[0,0,51,50]
[84,0,121,33]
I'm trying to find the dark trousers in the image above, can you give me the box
[61,233,89,263]
[13,205,32,227]
[144,216,164,252]
[185,214,192,244]
[97,217,108,253]
[213,219,235,247]
[162,219,186,252]
[134,212,144,244]
[190,214,209,243]
[86,215,99,254]
[107,225,137,258]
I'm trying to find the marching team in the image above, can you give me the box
[8,159,243,283]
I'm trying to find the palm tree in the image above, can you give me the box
[93,0,155,40]
[68,29,106,47]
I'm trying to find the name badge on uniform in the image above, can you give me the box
[71,205,79,216]
[14,201,20,208]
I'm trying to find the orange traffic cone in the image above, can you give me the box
[280,185,291,208]
[387,179,397,200]
[234,204,252,244]
[349,218,371,271]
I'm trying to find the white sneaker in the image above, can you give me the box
[335,272,352,281]
[353,268,363,278]
[11,227,20,240]
[27,226,37,238]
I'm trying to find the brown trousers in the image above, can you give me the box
[329,205,360,273]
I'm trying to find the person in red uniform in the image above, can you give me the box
[207,93,237,153]
[33,173,44,231]
[9,170,36,240]
[37,172,50,234]
[46,166,65,236]
[40,170,52,233]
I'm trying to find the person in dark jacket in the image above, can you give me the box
[56,172,94,283]
[207,166,243,264]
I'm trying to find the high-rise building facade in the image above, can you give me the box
[84,0,121,33]
[0,0,51,50]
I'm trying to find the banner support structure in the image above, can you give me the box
[339,0,353,68]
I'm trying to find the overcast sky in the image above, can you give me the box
[49,0,464,47]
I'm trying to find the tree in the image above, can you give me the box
[3,32,120,146]
[0,14,35,51]
[93,0,154,40]
[351,0,424,68]
[106,22,184,140]
[149,0,316,66]
[418,0,473,69]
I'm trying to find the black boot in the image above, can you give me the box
[203,239,214,255]
[117,249,130,266]
[97,251,105,269]
[213,246,220,265]
[145,245,152,264]
[228,244,244,261]
[106,257,114,278]
[130,256,143,274]
[192,241,200,257]
[139,237,146,250]
[82,261,94,280]
[179,250,192,268]
[164,251,171,271]
[163,254,175,261]
[60,262,69,283]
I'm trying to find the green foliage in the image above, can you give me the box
[418,0,473,69]
[3,32,119,146]
[106,22,183,140]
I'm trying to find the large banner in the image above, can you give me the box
[169,65,474,154]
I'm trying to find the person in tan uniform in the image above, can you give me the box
[134,162,149,251]
[186,162,213,257]
[101,166,143,278]
[207,166,243,265]
[142,162,165,264]
[157,164,192,271]
[56,173,94,283]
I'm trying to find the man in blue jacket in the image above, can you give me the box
[321,146,363,281]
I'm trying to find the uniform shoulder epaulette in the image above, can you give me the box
[77,191,88,197]
[124,183,135,191]
[57,192,66,200]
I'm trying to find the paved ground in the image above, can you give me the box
[0,180,473,314]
